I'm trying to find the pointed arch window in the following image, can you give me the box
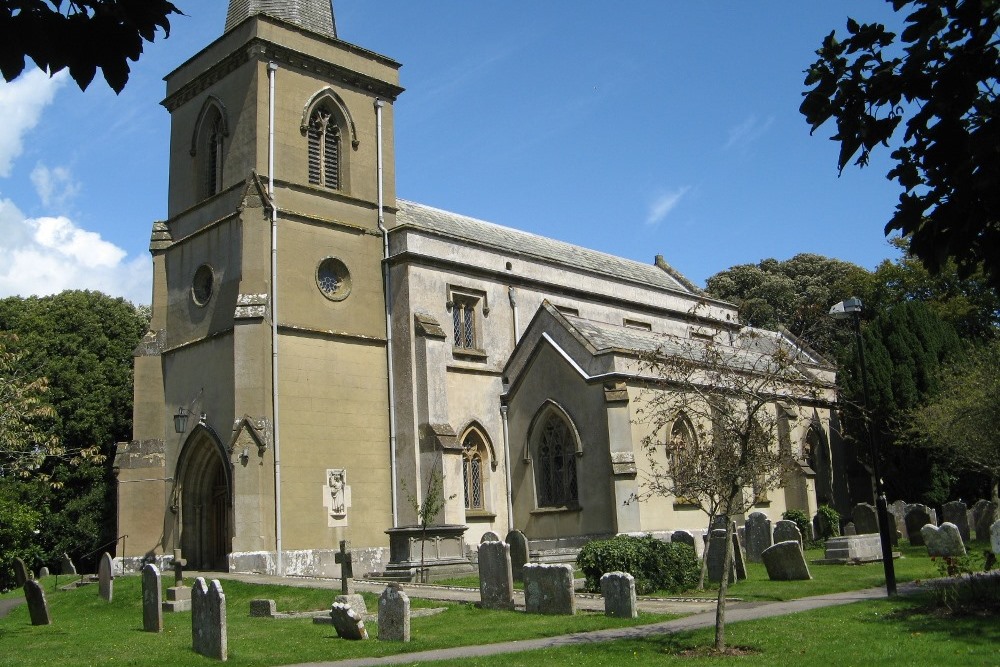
[192,99,227,202]
[667,414,696,470]
[462,430,488,511]
[536,412,579,507]
[308,106,340,189]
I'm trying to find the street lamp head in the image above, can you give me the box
[829,297,863,320]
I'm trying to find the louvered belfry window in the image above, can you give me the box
[308,107,340,189]
[537,413,578,506]
[206,115,224,196]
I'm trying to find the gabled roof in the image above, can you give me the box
[394,199,693,294]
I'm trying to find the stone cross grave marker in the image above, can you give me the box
[164,549,191,612]
[377,583,410,642]
[744,512,772,563]
[142,563,163,633]
[600,571,637,618]
[523,563,575,615]
[941,501,970,543]
[478,540,514,611]
[192,577,228,661]
[505,529,530,582]
[24,579,51,626]
[329,602,368,640]
[921,522,966,557]
[98,552,114,602]
[336,540,354,595]
[14,557,30,587]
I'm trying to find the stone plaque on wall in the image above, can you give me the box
[323,469,351,527]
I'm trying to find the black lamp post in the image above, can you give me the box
[830,297,897,597]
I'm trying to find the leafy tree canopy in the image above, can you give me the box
[0,0,181,92]
[801,0,1000,289]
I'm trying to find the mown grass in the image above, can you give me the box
[0,576,677,667]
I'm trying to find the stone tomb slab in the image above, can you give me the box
[813,534,900,564]
[523,563,575,615]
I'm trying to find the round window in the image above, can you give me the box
[316,257,351,301]
[191,264,215,306]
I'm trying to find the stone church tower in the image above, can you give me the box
[116,1,403,574]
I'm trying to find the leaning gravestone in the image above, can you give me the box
[13,557,30,587]
[921,522,966,557]
[905,504,934,546]
[761,541,811,581]
[600,571,637,619]
[941,501,971,543]
[60,553,76,576]
[478,540,514,610]
[192,577,228,660]
[505,530,530,582]
[24,579,51,626]
[98,552,114,602]
[38,566,50,578]
[852,503,879,535]
[329,602,368,640]
[523,563,575,615]
[377,583,410,642]
[972,500,997,542]
[731,525,748,580]
[773,520,803,549]
[142,564,163,633]
[991,520,1000,555]
[744,512,772,563]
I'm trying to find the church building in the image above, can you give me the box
[115,1,839,577]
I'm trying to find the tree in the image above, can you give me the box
[636,323,826,651]
[0,334,63,479]
[905,338,1000,523]
[0,0,181,93]
[801,0,1000,289]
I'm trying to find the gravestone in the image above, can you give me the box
[852,503,879,535]
[904,504,934,546]
[142,564,163,633]
[889,500,908,539]
[192,577,227,660]
[523,563,575,615]
[991,520,1000,555]
[249,599,277,617]
[98,552,114,602]
[844,522,856,536]
[23,579,51,625]
[710,515,728,531]
[60,553,76,576]
[164,549,191,612]
[972,500,997,541]
[335,540,354,595]
[329,602,368,640]
[706,529,740,583]
[744,512,773,563]
[377,583,410,642]
[13,557,30,587]
[773,520,803,548]
[478,540,515,611]
[480,531,501,544]
[731,525,747,580]
[941,501,970,543]
[761,541,811,581]
[921,522,966,557]
[505,530,530,582]
[600,571,637,619]
[670,530,695,550]
[38,566,50,578]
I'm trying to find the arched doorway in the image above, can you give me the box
[176,426,232,570]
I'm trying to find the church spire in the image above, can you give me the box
[225,0,337,40]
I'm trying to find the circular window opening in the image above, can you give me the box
[191,264,215,306]
[316,257,352,301]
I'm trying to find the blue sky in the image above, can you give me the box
[0,1,908,305]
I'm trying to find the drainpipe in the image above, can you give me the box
[508,286,520,343]
[375,98,399,527]
[267,61,284,576]
[501,403,513,532]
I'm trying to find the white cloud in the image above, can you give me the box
[0,197,151,304]
[645,186,691,227]
[0,69,67,177]
[31,163,80,209]
[724,114,774,151]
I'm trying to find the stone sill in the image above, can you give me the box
[530,505,582,515]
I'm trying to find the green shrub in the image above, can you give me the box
[814,505,841,540]
[576,534,698,595]
[782,508,812,542]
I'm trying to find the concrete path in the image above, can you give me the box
[0,597,24,619]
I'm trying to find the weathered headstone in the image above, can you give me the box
[991,520,1000,555]
[60,553,76,576]
[142,564,163,633]
[249,599,276,617]
[889,500,908,539]
[904,504,934,546]
[23,579,51,625]
[164,549,191,612]
[13,557,30,587]
[773,520,802,548]
[844,522,857,536]
[478,540,515,611]
[329,602,368,640]
[192,577,227,660]
[761,541,812,581]
[921,522,966,557]
[98,552,114,602]
[744,512,773,563]
[505,529,530,582]
[706,529,741,583]
[523,563,575,615]
[335,540,354,595]
[852,503,879,535]
[972,500,997,541]
[377,583,410,642]
[941,501,971,543]
[670,530,695,550]
[600,571,637,619]
[479,531,501,544]
[731,525,747,580]
[710,515,728,531]
[38,566,50,578]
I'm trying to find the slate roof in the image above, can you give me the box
[394,200,691,293]
[225,0,337,39]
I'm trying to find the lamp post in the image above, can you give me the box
[830,297,897,597]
